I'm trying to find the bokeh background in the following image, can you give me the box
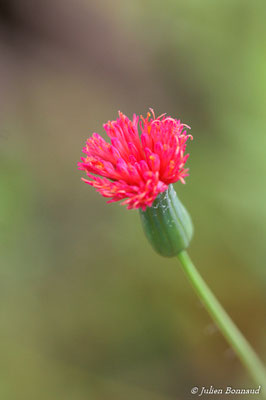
[1,0,266,399]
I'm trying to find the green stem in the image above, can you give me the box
[178,250,266,390]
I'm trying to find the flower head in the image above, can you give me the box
[78,109,192,210]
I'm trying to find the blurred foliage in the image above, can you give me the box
[1,0,266,399]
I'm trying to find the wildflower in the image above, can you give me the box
[77,111,266,385]
[78,109,192,210]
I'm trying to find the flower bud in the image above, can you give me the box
[139,184,193,257]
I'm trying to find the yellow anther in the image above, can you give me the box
[169,160,175,169]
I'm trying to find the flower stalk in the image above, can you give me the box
[178,250,266,389]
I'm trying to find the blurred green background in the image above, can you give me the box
[1,0,266,399]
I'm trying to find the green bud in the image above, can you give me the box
[139,184,193,257]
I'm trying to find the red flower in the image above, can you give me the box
[78,110,192,210]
